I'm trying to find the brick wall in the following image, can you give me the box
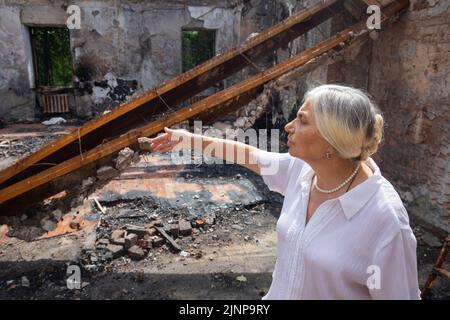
[368,0,450,233]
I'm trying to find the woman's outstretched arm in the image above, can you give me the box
[149,127,262,175]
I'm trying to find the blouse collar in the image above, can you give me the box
[300,157,384,220]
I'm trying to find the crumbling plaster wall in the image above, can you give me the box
[72,0,240,117]
[0,0,325,123]
[0,0,241,121]
[0,5,35,123]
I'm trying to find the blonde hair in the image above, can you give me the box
[305,84,384,161]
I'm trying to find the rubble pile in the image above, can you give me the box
[75,195,271,271]
[2,207,72,241]
[0,135,60,160]
[0,121,85,161]
[87,216,195,265]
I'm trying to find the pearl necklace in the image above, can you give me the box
[313,163,361,194]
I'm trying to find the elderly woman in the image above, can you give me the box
[150,84,421,300]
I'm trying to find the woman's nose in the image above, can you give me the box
[285,121,293,133]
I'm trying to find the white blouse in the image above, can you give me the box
[257,150,421,300]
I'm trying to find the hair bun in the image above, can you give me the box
[359,114,384,160]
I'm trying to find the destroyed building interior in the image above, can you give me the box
[0,0,449,300]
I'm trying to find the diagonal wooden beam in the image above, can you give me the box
[0,0,410,206]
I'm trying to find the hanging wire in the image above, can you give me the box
[154,89,175,113]
[77,128,84,161]
[238,51,263,73]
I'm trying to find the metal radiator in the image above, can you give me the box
[41,93,70,114]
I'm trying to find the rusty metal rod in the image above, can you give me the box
[421,236,450,298]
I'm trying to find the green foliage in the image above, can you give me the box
[182,30,215,72]
[31,27,73,87]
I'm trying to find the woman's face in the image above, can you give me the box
[284,99,330,161]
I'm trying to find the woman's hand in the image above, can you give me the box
[150,127,192,153]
